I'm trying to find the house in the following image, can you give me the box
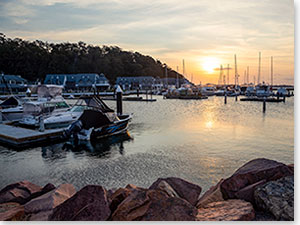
[0,74,28,94]
[44,73,110,92]
[116,76,155,90]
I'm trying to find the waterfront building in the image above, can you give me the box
[44,73,110,92]
[116,76,155,90]
[0,74,28,94]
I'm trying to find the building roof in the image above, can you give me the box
[1,74,27,82]
[44,73,109,86]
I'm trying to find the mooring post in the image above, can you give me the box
[224,93,227,104]
[146,90,148,100]
[235,92,238,102]
[116,85,123,116]
[150,87,153,99]
[263,97,266,113]
[277,92,279,100]
[39,115,45,132]
[283,96,286,103]
[137,88,139,97]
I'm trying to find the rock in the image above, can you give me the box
[24,184,76,221]
[109,188,132,214]
[220,158,293,203]
[0,202,25,221]
[287,164,294,173]
[234,179,266,203]
[49,185,110,221]
[196,179,224,208]
[41,183,56,194]
[149,177,202,206]
[0,181,42,205]
[196,199,255,221]
[111,189,198,221]
[254,176,294,221]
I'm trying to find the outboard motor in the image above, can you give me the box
[63,120,83,139]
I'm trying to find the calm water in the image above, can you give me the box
[0,96,294,192]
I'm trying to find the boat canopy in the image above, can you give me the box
[37,85,63,99]
[0,96,19,109]
[77,95,114,113]
[79,109,112,130]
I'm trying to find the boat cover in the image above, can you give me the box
[79,109,112,129]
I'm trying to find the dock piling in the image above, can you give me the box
[224,93,227,104]
[263,97,266,113]
[283,96,286,102]
[116,85,123,116]
[39,116,45,132]
[235,93,238,101]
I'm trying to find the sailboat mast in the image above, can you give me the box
[247,66,249,85]
[258,52,261,84]
[227,64,229,85]
[271,56,273,87]
[234,54,238,89]
[176,66,179,88]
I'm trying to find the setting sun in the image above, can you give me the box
[201,57,220,74]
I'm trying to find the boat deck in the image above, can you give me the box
[0,124,65,148]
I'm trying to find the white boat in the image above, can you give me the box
[276,87,288,97]
[256,83,273,97]
[0,96,30,121]
[19,97,71,128]
[201,86,216,96]
[245,86,256,96]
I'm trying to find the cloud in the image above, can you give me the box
[0,0,294,84]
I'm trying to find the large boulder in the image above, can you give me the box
[196,199,255,221]
[0,202,25,221]
[254,176,294,221]
[196,179,224,208]
[111,189,198,221]
[149,177,202,206]
[49,185,110,221]
[220,158,293,203]
[109,184,147,214]
[24,184,76,221]
[0,181,43,205]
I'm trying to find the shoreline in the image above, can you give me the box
[0,157,294,221]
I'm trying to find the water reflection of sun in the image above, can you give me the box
[205,121,214,129]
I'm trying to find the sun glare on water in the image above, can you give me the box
[201,57,220,73]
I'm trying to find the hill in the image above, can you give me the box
[0,33,184,84]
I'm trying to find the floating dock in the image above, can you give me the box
[240,97,284,102]
[0,124,66,148]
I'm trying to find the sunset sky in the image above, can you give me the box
[0,0,294,84]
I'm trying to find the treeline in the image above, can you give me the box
[0,33,183,84]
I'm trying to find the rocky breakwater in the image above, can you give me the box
[0,158,294,221]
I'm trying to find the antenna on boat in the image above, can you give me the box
[258,52,261,85]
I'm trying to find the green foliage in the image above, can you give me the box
[0,33,183,84]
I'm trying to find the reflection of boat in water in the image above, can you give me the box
[62,131,133,157]
[64,95,132,141]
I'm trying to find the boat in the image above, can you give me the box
[255,83,273,97]
[201,86,216,96]
[215,89,225,96]
[276,87,289,97]
[0,96,29,121]
[64,95,132,141]
[164,86,207,100]
[245,85,256,96]
[18,85,71,128]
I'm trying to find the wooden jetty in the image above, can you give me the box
[0,124,66,148]
[240,97,284,102]
[102,96,157,102]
